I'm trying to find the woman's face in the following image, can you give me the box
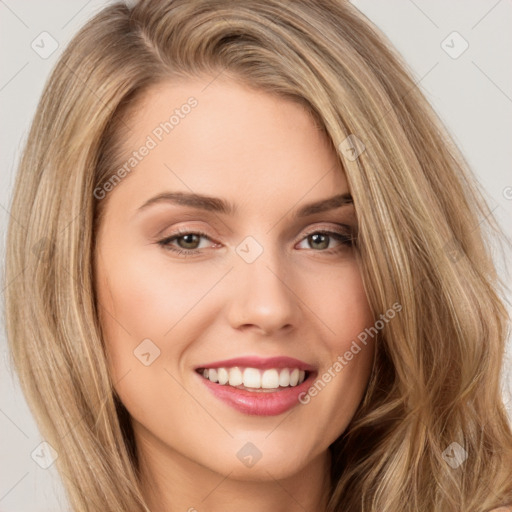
[94,77,375,484]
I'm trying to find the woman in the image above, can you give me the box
[4,0,512,510]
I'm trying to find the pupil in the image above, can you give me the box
[179,234,199,249]
[310,233,328,250]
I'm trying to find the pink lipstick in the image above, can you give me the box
[194,355,317,416]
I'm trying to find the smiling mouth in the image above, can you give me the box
[195,367,311,392]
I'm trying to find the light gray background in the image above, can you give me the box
[1,1,511,511]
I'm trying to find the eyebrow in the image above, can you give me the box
[136,191,353,216]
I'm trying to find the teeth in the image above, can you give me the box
[278,368,290,387]
[228,367,243,386]
[199,366,308,389]
[217,367,229,385]
[261,369,279,389]
[243,368,261,388]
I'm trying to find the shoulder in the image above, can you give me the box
[491,508,512,512]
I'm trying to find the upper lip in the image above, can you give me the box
[195,356,316,372]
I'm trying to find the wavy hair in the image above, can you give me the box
[4,0,512,510]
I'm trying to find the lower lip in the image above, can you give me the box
[196,371,316,416]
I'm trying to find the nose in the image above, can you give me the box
[226,248,301,336]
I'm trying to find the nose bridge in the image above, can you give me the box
[227,235,299,334]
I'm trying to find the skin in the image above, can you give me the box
[94,76,376,512]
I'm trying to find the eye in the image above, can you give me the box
[296,229,354,253]
[156,226,355,258]
[157,230,216,257]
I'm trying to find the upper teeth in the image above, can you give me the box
[200,367,307,389]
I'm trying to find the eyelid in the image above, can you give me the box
[160,226,216,240]
[302,222,352,232]
[157,222,355,257]
[298,223,354,239]
[161,222,353,243]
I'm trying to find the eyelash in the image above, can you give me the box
[156,227,355,258]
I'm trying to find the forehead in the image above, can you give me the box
[104,77,348,218]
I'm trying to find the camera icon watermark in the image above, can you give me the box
[503,186,512,201]
[31,441,58,469]
[442,441,468,468]
[31,236,54,262]
[236,236,264,264]
[441,31,469,59]
[236,442,262,468]
[134,338,161,366]
[443,238,463,263]
[338,134,365,161]
[31,31,59,59]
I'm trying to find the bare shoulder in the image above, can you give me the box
[491,507,512,512]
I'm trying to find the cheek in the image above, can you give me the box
[94,242,229,412]
[301,260,375,426]
[310,259,374,343]
[97,250,203,327]
[95,239,222,351]
[94,244,181,385]
[329,261,375,372]
[94,254,189,423]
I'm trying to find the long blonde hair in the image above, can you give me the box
[5,1,512,510]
